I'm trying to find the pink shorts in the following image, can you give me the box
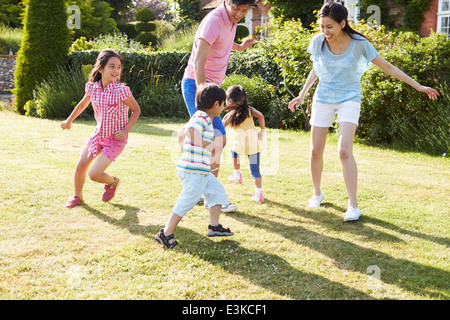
[88,135,128,161]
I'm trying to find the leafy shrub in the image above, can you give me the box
[154,20,176,43]
[392,83,449,156]
[136,78,188,118]
[26,65,88,119]
[135,7,157,46]
[359,31,450,144]
[67,0,117,41]
[117,22,140,40]
[221,74,306,130]
[157,24,197,51]
[69,33,144,54]
[68,50,191,96]
[221,74,275,116]
[235,25,249,43]
[0,24,21,55]
[13,0,71,114]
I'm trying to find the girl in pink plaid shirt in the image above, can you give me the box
[61,49,141,208]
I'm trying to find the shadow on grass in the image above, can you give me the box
[80,202,370,299]
[173,229,371,300]
[229,206,450,299]
[81,203,161,238]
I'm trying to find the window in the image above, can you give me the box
[442,0,450,11]
[438,0,450,38]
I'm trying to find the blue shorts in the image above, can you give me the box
[181,77,226,137]
[231,150,261,179]
[172,170,229,217]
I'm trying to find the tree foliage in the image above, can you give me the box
[0,0,23,27]
[13,0,71,114]
[264,0,322,29]
[135,7,158,46]
[67,0,118,40]
[356,0,432,31]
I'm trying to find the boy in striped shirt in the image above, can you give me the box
[155,83,236,249]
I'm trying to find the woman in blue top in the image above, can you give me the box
[288,2,439,222]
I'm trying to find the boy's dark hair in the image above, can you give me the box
[196,83,226,111]
[229,0,258,7]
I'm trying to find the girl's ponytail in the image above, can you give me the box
[223,85,250,128]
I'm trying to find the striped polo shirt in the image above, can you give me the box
[177,111,214,174]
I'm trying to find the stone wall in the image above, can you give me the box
[0,55,16,94]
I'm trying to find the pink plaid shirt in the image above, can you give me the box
[85,81,132,158]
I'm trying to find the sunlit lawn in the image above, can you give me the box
[0,110,448,300]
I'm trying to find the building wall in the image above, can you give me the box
[420,0,439,36]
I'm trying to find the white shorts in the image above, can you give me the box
[310,100,361,127]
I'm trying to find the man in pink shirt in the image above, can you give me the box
[182,0,257,181]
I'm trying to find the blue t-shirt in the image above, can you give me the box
[307,33,379,104]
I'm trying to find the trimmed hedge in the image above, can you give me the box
[68,50,191,94]
[13,0,71,114]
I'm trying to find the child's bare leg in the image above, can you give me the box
[208,204,221,228]
[88,154,116,185]
[74,145,96,199]
[254,177,262,189]
[164,212,182,236]
[233,156,240,170]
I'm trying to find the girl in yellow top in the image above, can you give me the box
[223,85,266,203]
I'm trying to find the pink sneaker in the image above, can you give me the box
[228,172,242,184]
[251,191,264,203]
[102,177,120,202]
[65,196,83,208]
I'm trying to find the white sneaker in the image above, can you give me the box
[228,172,242,184]
[251,191,264,203]
[343,206,361,222]
[221,203,238,212]
[308,191,324,208]
[204,202,238,213]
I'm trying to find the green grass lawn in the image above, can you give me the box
[0,110,448,300]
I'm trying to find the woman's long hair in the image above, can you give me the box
[88,49,123,82]
[223,85,250,128]
[319,2,366,50]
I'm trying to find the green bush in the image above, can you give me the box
[117,22,140,40]
[135,7,156,22]
[220,74,305,130]
[0,24,21,55]
[359,31,450,144]
[221,74,275,116]
[136,33,158,47]
[69,33,144,54]
[136,78,188,118]
[13,0,71,114]
[235,25,250,43]
[135,7,157,46]
[157,24,197,51]
[68,50,191,97]
[67,0,117,40]
[135,22,157,33]
[392,83,449,156]
[26,65,88,119]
